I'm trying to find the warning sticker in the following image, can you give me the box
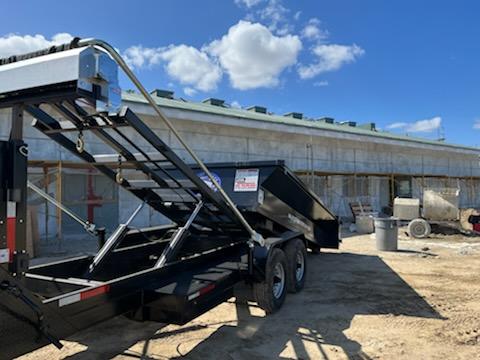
[234,169,259,192]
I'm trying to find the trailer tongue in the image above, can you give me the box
[0,39,339,359]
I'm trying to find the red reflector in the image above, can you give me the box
[199,283,215,296]
[80,285,110,300]
[6,217,16,263]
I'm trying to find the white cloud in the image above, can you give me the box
[124,44,222,92]
[387,122,408,129]
[241,0,293,35]
[208,21,302,90]
[123,45,164,68]
[235,0,264,8]
[0,33,73,58]
[123,21,300,91]
[408,117,441,132]
[183,87,197,96]
[258,0,291,34]
[473,119,480,129]
[301,18,329,42]
[387,117,442,133]
[298,44,365,79]
[160,45,222,92]
[231,100,242,108]
[313,80,329,87]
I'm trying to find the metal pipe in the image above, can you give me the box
[155,200,204,268]
[89,201,145,273]
[27,180,96,235]
[125,201,146,225]
[76,38,263,245]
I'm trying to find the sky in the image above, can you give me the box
[1,0,480,146]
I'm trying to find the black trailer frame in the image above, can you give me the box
[0,39,340,359]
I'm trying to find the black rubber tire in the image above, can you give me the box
[284,239,307,293]
[253,248,288,314]
[408,218,431,239]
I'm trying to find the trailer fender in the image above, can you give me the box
[263,231,303,249]
[252,245,268,281]
[252,231,301,281]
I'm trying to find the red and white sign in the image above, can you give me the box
[234,169,259,192]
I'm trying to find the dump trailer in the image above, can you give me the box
[0,38,340,359]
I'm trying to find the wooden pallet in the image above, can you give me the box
[349,200,374,222]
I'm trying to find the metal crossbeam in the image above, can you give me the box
[25,105,180,218]
[110,107,242,223]
[54,103,173,189]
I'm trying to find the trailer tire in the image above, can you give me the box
[284,239,307,293]
[253,248,287,314]
[408,218,431,239]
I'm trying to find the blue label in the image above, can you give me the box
[197,172,221,192]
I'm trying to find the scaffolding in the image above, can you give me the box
[297,169,480,219]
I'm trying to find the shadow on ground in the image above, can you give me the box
[161,252,443,359]
[6,251,442,360]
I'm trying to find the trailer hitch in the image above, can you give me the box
[0,280,63,350]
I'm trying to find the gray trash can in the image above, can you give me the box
[374,217,399,251]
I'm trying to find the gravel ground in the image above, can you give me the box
[20,230,480,359]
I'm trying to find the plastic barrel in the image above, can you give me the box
[374,217,399,251]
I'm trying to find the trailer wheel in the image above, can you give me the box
[253,248,287,314]
[284,239,307,293]
[408,218,431,239]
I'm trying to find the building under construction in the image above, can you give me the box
[1,89,479,258]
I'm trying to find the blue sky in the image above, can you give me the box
[1,0,480,146]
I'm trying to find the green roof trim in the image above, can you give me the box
[122,92,479,152]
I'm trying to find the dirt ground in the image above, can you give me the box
[20,228,480,360]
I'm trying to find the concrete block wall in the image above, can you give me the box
[2,107,479,180]
[2,104,480,241]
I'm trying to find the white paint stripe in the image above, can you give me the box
[0,249,9,264]
[7,202,16,218]
[58,293,81,307]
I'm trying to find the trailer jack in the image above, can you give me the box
[0,279,63,350]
